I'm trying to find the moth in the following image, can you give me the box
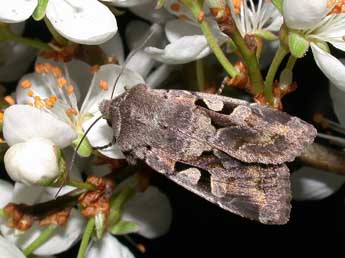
[98,84,317,225]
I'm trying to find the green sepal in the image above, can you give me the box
[272,0,283,13]
[288,32,309,58]
[72,131,93,158]
[32,0,49,21]
[110,220,140,235]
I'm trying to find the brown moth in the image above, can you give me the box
[99,84,317,225]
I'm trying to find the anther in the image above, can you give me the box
[20,80,32,89]
[99,80,109,91]
[57,77,67,88]
[66,107,78,117]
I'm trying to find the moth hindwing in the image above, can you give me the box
[99,84,317,225]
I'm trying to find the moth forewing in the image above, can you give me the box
[99,84,317,225]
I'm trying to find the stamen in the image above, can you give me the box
[35,64,49,74]
[233,0,242,14]
[34,96,45,108]
[51,66,63,77]
[57,77,67,88]
[44,95,58,109]
[4,96,15,105]
[20,80,32,89]
[99,80,109,91]
[90,65,100,74]
[27,90,34,97]
[66,107,78,117]
[66,84,74,96]
[0,112,4,123]
[170,3,181,12]
[328,0,345,14]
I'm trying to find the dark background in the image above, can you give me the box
[8,10,345,258]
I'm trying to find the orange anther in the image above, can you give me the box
[51,66,62,77]
[232,0,242,14]
[20,80,32,89]
[66,85,74,96]
[57,77,67,88]
[0,112,4,122]
[27,90,34,97]
[170,3,181,12]
[197,11,205,23]
[35,64,49,73]
[90,65,100,74]
[34,96,44,108]
[4,96,15,105]
[99,80,109,91]
[66,107,78,117]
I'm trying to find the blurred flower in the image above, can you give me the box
[0,0,117,44]
[4,137,61,186]
[0,23,36,82]
[283,0,345,92]
[0,235,25,258]
[0,182,85,256]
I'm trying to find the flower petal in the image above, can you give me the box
[0,0,37,23]
[311,43,345,91]
[329,68,345,125]
[100,33,125,64]
[282,0,328,30]
[0,180,13,208]
[146,64,173,88]
[105,0,152,7]
[0,236,25,258]
[291,167,345,200]
[46,0,117,45]
[3,105,77,148]
[129,2,173,23]
[145,35,210,64]
[122,186,172,239]
[82,115,125,159]
[86,233,134,258]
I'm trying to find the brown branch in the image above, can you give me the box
[298,142,345,176]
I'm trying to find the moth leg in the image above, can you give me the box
[216,77,227,95]
[93,137,116,150]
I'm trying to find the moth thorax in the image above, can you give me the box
[99,99,112,119]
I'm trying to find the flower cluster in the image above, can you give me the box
[0,0,344,257]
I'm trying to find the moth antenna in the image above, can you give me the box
[110,23,162,100]
[55,115,104,198]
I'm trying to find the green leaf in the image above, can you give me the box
[288,32,309,58]
[110,220,140,235]
[33,0,49,21]
[272,0,283,13]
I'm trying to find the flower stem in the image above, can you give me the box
[77,217,95,258]
[10,34,52,50]
[264,44,289,102]
[196,59,205,91]
[110,187,135,211]
[181,0,239,78]
[22,225,57,256]
[68,180,97,191]
[285,54,297,71]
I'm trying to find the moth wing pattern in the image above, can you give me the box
[103,84,316,224]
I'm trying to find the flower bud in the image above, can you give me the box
[4,137,61,186]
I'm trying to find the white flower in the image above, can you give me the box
[0,23,36,82]
[4,137,60,186]
[282,0,345,92]
[0,236,26,258]
[103,0,152,7]
[143,0,228,64]
[86,233,134,258]
[0,0,117,45]
[122,186,172,239]
[0,182,85,256]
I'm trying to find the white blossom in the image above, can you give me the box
[282,0,345,92]
[0,0,117,45]
[0,236,26,258]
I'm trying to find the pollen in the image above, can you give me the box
[4,96,15,105]
[99,80,109,91]
[170,3,181,12]
[90,65,100,74]
[51,66,63,77]
[27,90,34,97]
[66,107,78,117]
[35,63,49,74]
[34,96,45,108]
[0,112,4,123]
[20,80,32,89]
[328,0,345,14]
[66,84,74,95]
[57,77,67,88]
[45,95,58,109]
[232,0,242,14]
